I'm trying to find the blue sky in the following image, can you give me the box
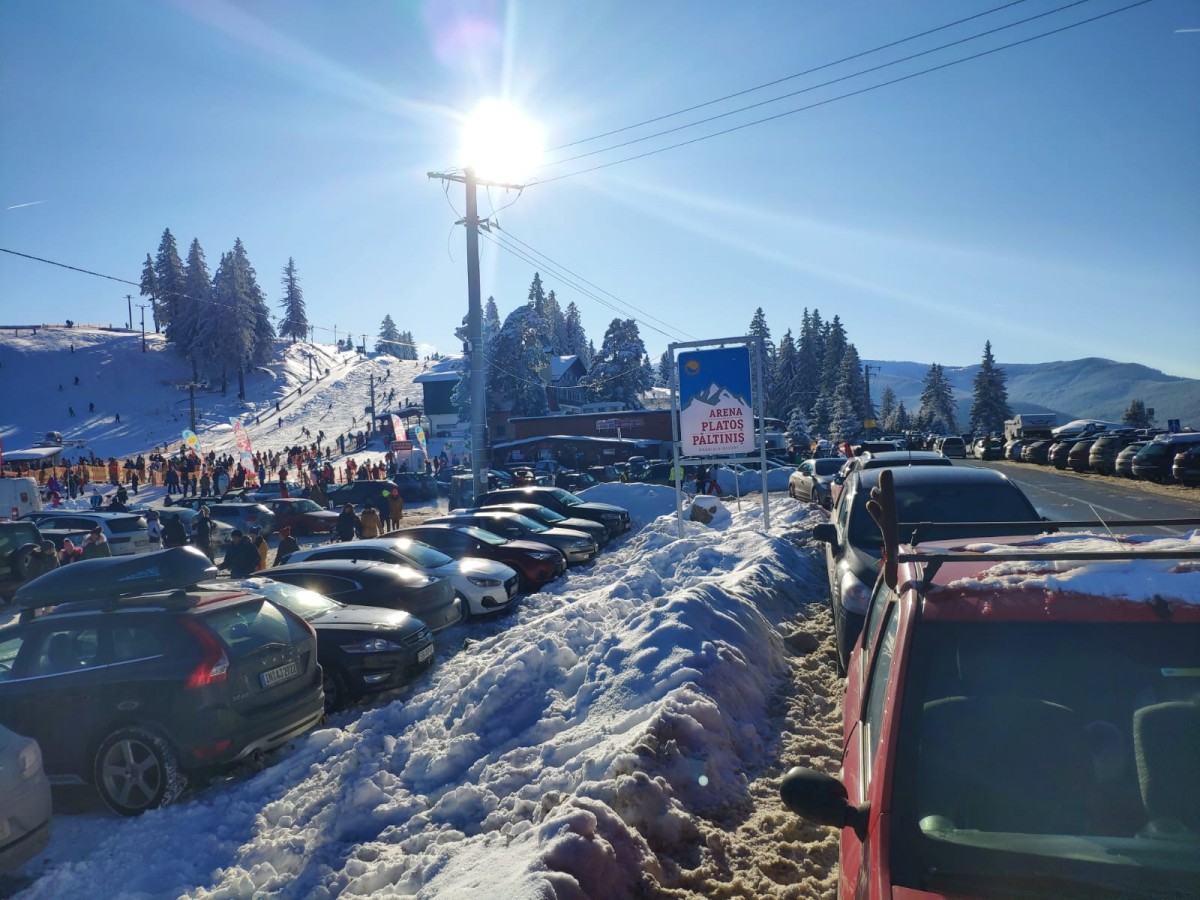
[2,0,1197,378]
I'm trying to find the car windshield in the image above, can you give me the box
[459,526,506,545]
[549,488,581,507]
[487,514,546,533]
[289,500,323,513]
[249,579,339,620]
[849,482,1038,548]
[381,538,454,568]
[812,458,844,475]
[890,621,1200,896]
[527,506,566,524]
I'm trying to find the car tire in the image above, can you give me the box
[832,604,849,676]
[322,665,352,713]
[94,726,185,816]
[12,543,41,581]
[455,591,473,622]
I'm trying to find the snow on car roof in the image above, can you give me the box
[934,531,1200,604]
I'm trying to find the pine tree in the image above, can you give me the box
[878,386,897,427]
[140,254,160,333]
[919,363,958,434]
[376,315,401,356]
[748,307,776,419]
[178,239,209,379]
[1122,399,1152,428]
[772,329,798,420]
[657,350,673,388]
[884,400,910,434]
[198,240,274,396]
[795,309,823,424]
[484,297,501,348]
[154,229,187,340]
[543,290,567,353]
[968,340,1012,436]
[819,315,847,400]
[583,319,652,409]
[829,346,866,442]
[563,301,589,363]
[786,405,811,455]
[278,258,308,342]
[396,331,418,361]
[488,304,549,416]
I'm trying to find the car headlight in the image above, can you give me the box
[18,739,42,780]
[838,568,874,616]
[340,637,405,653]
[530,551,558,560]
[467,575,502,587]
[571,539,594,549]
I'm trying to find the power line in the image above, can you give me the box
[536,0,1154,184]
[541,0,1096,170]
[547,0,1034,153]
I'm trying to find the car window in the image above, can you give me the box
[862,581,897,659]
[862,608,899,781]
[30,626,101,676]
[848,482,1037,547]
[106,516,146,534]
[111,624,166,662]
[274,572,356,598]
[460,526,505,545]
[202,600,295,653]
[0,634,23,681]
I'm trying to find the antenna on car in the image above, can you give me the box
[866,468,899,590]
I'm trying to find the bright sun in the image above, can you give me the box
[460,98,544,183]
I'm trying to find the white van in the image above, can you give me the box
[0,477,44,520]
[0,480,43,520]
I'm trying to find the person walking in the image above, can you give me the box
[162,513,189,548]
[273,526,300,566]
[145,509,163,549]
[335,503,362,542]
[387,490,405,527]
[81,526,112,560]
[221,530,260,577]
[360,504,382,539]
[193,506,214,560]
[249,526,269,571]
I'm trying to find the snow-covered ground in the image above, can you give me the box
[1,329,844,898]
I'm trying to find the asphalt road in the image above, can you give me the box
[963,459,1200,531]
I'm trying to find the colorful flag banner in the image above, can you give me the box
[182,429,201,457]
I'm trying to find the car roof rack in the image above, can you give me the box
[906,518,1200,547]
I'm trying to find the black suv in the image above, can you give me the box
[0,520,54,601]
[476,486,631,539]
[0,547,325,815]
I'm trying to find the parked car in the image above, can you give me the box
[160,509,237,554]
[324,480,402,513]
[476,486,631,539]
[1173,444,1200,486]
[555,470,600,491]
[830,450,953,509]
[1067,438,1097,473]
[973,437,1005,460]
[391,472,440,502]
[586,465,620,483]
[1048,439,1073,470]
[264,558,464,632]
[1115,440,1149,478]
[470,501,609,548]
[783,524,1200,899]
[1133,433,1200,483]
[1089,432,1138,476]
[22,510,153,556]
[239,481,303,503]
[390,524,565,592]
[0,520,53,601]
[260,498,340,536]
[788,457,843,508]
[812,466,1042,671]
[1021,440,1052,465]
[1004,439,1027,462]
[3,547,325,815]
[0,724,52,874]
[429,510,598,565]
[228,577,434,712]
[167,498,277,537]
[281,537,520,618]
[936,435,966,459]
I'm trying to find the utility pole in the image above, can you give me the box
[137,303,149,352]
[427,167,524,500]
[863,364,881,436]
[126,294,132,331]
[369,373,376,441]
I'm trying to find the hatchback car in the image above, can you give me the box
[430,510,597,565]
[1088,432,1138,476]
[260,498,340,536]
[227,577,434,712]
[22,510,152,556]
[788,457,843,508]
[390,524,565,592]
[936,436,966,459]
[0,724,52,874]
[1047,439,1074,470]
[282,537,520,618]
[1021,440,1052,465]
[783,521,1200,899]
[476,486,631,539]
[1067,438,1097,473]
[1115,440,1149,478]
[813,466,1042,671]
[264,559,464,632]
[2,547,325,816]
[1173,444,1200,486]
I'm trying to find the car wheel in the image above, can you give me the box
[322,665,351,713]
[94,726,185,816]
[12,543,41,581]
[832,605,849,677]
[455,591,473,622]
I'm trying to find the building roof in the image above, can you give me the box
[414,356,463,384]
[549,355,583,381]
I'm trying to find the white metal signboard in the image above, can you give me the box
[677,347,755,456]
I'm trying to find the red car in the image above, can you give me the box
[390,523,565,593]
[262,498,340,536]
[783,494,1200,898]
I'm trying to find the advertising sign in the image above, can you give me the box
[677,347,755,456]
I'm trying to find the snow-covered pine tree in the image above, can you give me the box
[154,229,187,340]
[278,258,308,342]
[968,340,1011,435]
[376,315,401,357]
[178,239,209,379]
[919,363,958,434]
[140,254,160,333]
[583,318,652,410]
[543,290,567,354]
[396,331,418,360]
[771,329,798,420]
[488,304,549,416]
[484,297,501,348]
[878,385,897,427]
[657,350,673,388]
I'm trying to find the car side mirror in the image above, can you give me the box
[812,523,839,550]
[780,767,867,838]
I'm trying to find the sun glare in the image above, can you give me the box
[460,98,544,183]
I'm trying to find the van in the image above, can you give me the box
[0,477,44,520]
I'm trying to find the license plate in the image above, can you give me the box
[260,660,299,687]
[417,644,434,663]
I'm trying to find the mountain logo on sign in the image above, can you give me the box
[686,383,750,411]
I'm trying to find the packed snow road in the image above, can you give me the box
[8,486,844,899]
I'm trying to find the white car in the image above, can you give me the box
[0,724,52,875]
[283,537,520,618]
[22,510,153,556]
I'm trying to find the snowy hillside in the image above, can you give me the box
[0,327,435,463]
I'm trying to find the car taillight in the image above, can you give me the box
[181,618,230,689]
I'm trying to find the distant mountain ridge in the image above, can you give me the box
[866,357,1199,429]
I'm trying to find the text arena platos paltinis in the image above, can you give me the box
[677,346,756,457]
